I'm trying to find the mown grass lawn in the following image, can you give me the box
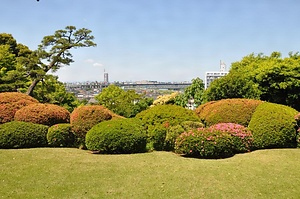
[1,148,300,199]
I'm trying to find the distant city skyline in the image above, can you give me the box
[1,0,300,82]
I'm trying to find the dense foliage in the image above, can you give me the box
[0,121,48,148]
[175,123,253,158]
[249,102,298,149]
[47,123,75,147]
[195,99,263,126]
[0,92,38,124]
[95,84,153,118]
[86,118,147,154]
[175,77,205,108]
[14,103,70,126]
[70,105,113,138]
[135,104,200,150]
[203,52,300,110]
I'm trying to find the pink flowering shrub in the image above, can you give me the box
[175,128,235,158]
[208,123,253,152]
[174,123,253,158]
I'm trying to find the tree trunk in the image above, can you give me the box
[26,78,40,96]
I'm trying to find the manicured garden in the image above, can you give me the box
[1,92,300,198]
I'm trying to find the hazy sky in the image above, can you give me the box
[1,0,300,82]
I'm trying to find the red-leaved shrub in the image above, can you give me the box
[0,92,39,124]
[195,99,263,126]
[14,103,70,126]
[70,105,114,138]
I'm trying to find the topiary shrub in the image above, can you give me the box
[70,105,113,139]
[208,123,253,153]
[135,104,200,151]
[136,105,200,128]
[47,123,75,147]
[0,121,48,148]
[195,99,263,126]
[249,102,298,149]
[175,128,235,159]
[86,118,147,154]
[14,103,70,126]
[0,92,38,124]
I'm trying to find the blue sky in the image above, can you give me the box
[1,0,300,82]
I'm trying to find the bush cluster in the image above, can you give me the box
[0,92,38,124]
[175,123,253,158]
[195,99,263,126]
[14,103,70,126]
[86,118,147,154]
[165,121,204,151]
[47,123,75,147]
[135,105,201,150]
[70,105,113,138]
[0,121,48,149]
[249,102,298,149]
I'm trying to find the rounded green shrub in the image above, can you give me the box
[86,118,147,154]
[0,92,38,124]
[175,128,235,158]
[136,105,200,128]
[0,121,48,148]
[249,102,298,149]
[14,103,70,126]
[181,121,204,131]
[195,99,263,126]
[47,123,75,147]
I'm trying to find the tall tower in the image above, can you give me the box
[220,60,226,72]
[104,69,109,84]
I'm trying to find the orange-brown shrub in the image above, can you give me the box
[0,92,39,124]
[70,105,114,138]
[195,99,263,127]
[14,103,70,126]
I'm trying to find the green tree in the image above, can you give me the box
[26,26,96,96]
[174,77,205,108]
[203,52,300,110]
[95,85,153,118]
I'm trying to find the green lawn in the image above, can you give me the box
[1,148,299,199]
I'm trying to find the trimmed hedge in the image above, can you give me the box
[70,105,113,138]
[0,121,48,148]
[136,105,200,128]
[195,99,263,126]
[0,92,38,124]
[86,118,147,154]
[47,123,75,147]
[135,105,201,150]
[14,103,70,126]
[249,102,298,149]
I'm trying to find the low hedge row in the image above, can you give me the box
[47,123,75,147]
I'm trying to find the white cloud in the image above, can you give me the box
[93,63,104,67]
[85,59,95,63]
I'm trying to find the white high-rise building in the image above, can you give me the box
[104,70,109,84]
[205,61,229,89]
